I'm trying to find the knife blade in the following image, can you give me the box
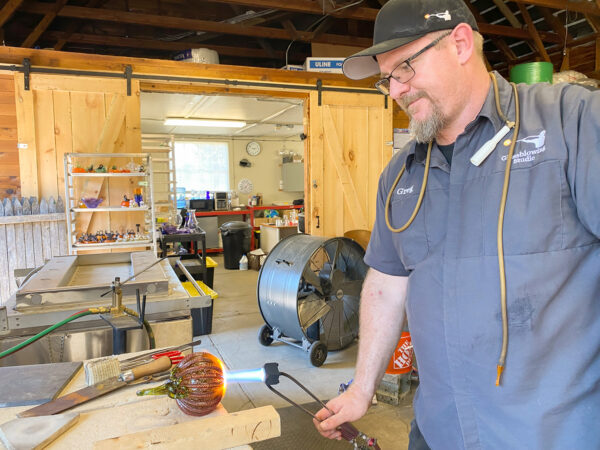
[18,356,172,418]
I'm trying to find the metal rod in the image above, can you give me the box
[175,259,208,297]
[100,256,168,297]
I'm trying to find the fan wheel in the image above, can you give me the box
[309,341,328,367]
[258,324,273,346]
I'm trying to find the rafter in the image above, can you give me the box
[492,0,521,28]
[464,2,517,64]
[54,0,108,50]
[43,30,285,59]
[517,3,551,62]
[21,2,373,47]
[203,0,378,21]
[515,0,600,16]
[22,0,69,48]
[0,0,24,27]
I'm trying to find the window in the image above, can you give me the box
[175,141,229,193]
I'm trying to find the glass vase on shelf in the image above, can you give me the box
[185,210,198,230]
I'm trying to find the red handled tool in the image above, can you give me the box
[152,350,185,365]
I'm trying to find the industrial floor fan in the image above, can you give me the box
[257,234,368,366]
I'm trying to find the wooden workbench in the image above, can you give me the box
[0,351,279,449]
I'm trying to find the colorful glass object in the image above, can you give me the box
[137,352,225,416]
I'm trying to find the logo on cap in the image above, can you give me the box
[424,10,452,21]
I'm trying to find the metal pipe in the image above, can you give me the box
[175,260,208,297]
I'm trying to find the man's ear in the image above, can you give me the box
[452,23,475,65]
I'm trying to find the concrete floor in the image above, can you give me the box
[195,255,413,449]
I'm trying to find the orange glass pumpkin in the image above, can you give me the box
[137,352,225,416]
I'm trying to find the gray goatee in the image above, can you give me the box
[399,92,448,144]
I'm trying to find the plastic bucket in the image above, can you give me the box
[385,332,413,374]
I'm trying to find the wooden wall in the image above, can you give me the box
[0,74,19,198]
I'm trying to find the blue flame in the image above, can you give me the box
[224,368,266,383]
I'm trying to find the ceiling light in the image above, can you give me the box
[164,118,247,128]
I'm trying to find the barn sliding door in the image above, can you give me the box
[14,73,141,242]
[307,91,393,237]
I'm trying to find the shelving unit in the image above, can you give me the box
[64,152,157,255]
[141,134,176,223]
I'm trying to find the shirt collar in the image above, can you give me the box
[405,71,514,171]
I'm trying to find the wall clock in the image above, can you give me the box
[238,178,253,194]
[246,141,261,156]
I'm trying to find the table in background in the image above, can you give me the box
[159,229,207,284]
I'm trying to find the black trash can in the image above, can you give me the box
[220,221,252,269]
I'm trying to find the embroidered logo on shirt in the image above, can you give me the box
[424,10,452,21]
[501,130,546,164]
[397,185,414,195]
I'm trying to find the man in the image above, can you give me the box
[313,0,600,448]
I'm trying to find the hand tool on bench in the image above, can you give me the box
[18,356,172,418]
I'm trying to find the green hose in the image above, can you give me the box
[0,305,156,361]
[0,311,93,360]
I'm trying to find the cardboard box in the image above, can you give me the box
[304,57,345,73]
[254,217,274,226]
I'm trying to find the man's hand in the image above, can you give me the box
[312,386,372,440]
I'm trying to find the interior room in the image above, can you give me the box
[0,1,599,448]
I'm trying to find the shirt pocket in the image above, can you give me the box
[391,193,429,269]
[483,160,563,255]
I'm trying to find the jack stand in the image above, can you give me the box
[100,277,147,354]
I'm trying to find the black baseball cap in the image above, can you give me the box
[342,0,479,80]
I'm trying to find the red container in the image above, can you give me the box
[385,332,413,374]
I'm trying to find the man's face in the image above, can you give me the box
[376,33,454,143]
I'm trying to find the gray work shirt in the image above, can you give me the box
[365,73,600,449]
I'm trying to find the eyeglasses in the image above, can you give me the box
[374,31,452,95]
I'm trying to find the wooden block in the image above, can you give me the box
[94,405,280,450]
[0,413,79,450]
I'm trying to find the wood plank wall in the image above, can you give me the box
[0,74,19,198]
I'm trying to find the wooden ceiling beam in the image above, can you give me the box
[202,0,378,21]
[491,0,522,28]
[517,2,551,62]
[478,22,560,43]
[55,0,108,50]
[22,0,69,48]
[21,2,372,47]
[538,7,570,43]
[514,1,600,16]
[464,1,517,63]
[0,0,24,27]
[43,30,285,59]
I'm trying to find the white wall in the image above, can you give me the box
[231,139,304,206]
[176,137,304,206]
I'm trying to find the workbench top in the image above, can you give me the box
[0,350,251,449]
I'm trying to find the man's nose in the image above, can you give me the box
[389,78,410,101]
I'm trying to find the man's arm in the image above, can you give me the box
[314,267,408,440]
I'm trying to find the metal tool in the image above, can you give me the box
[18,356,172,417]
[262,362,381,450]
[99,256,169,297]
[118,339,201,370]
